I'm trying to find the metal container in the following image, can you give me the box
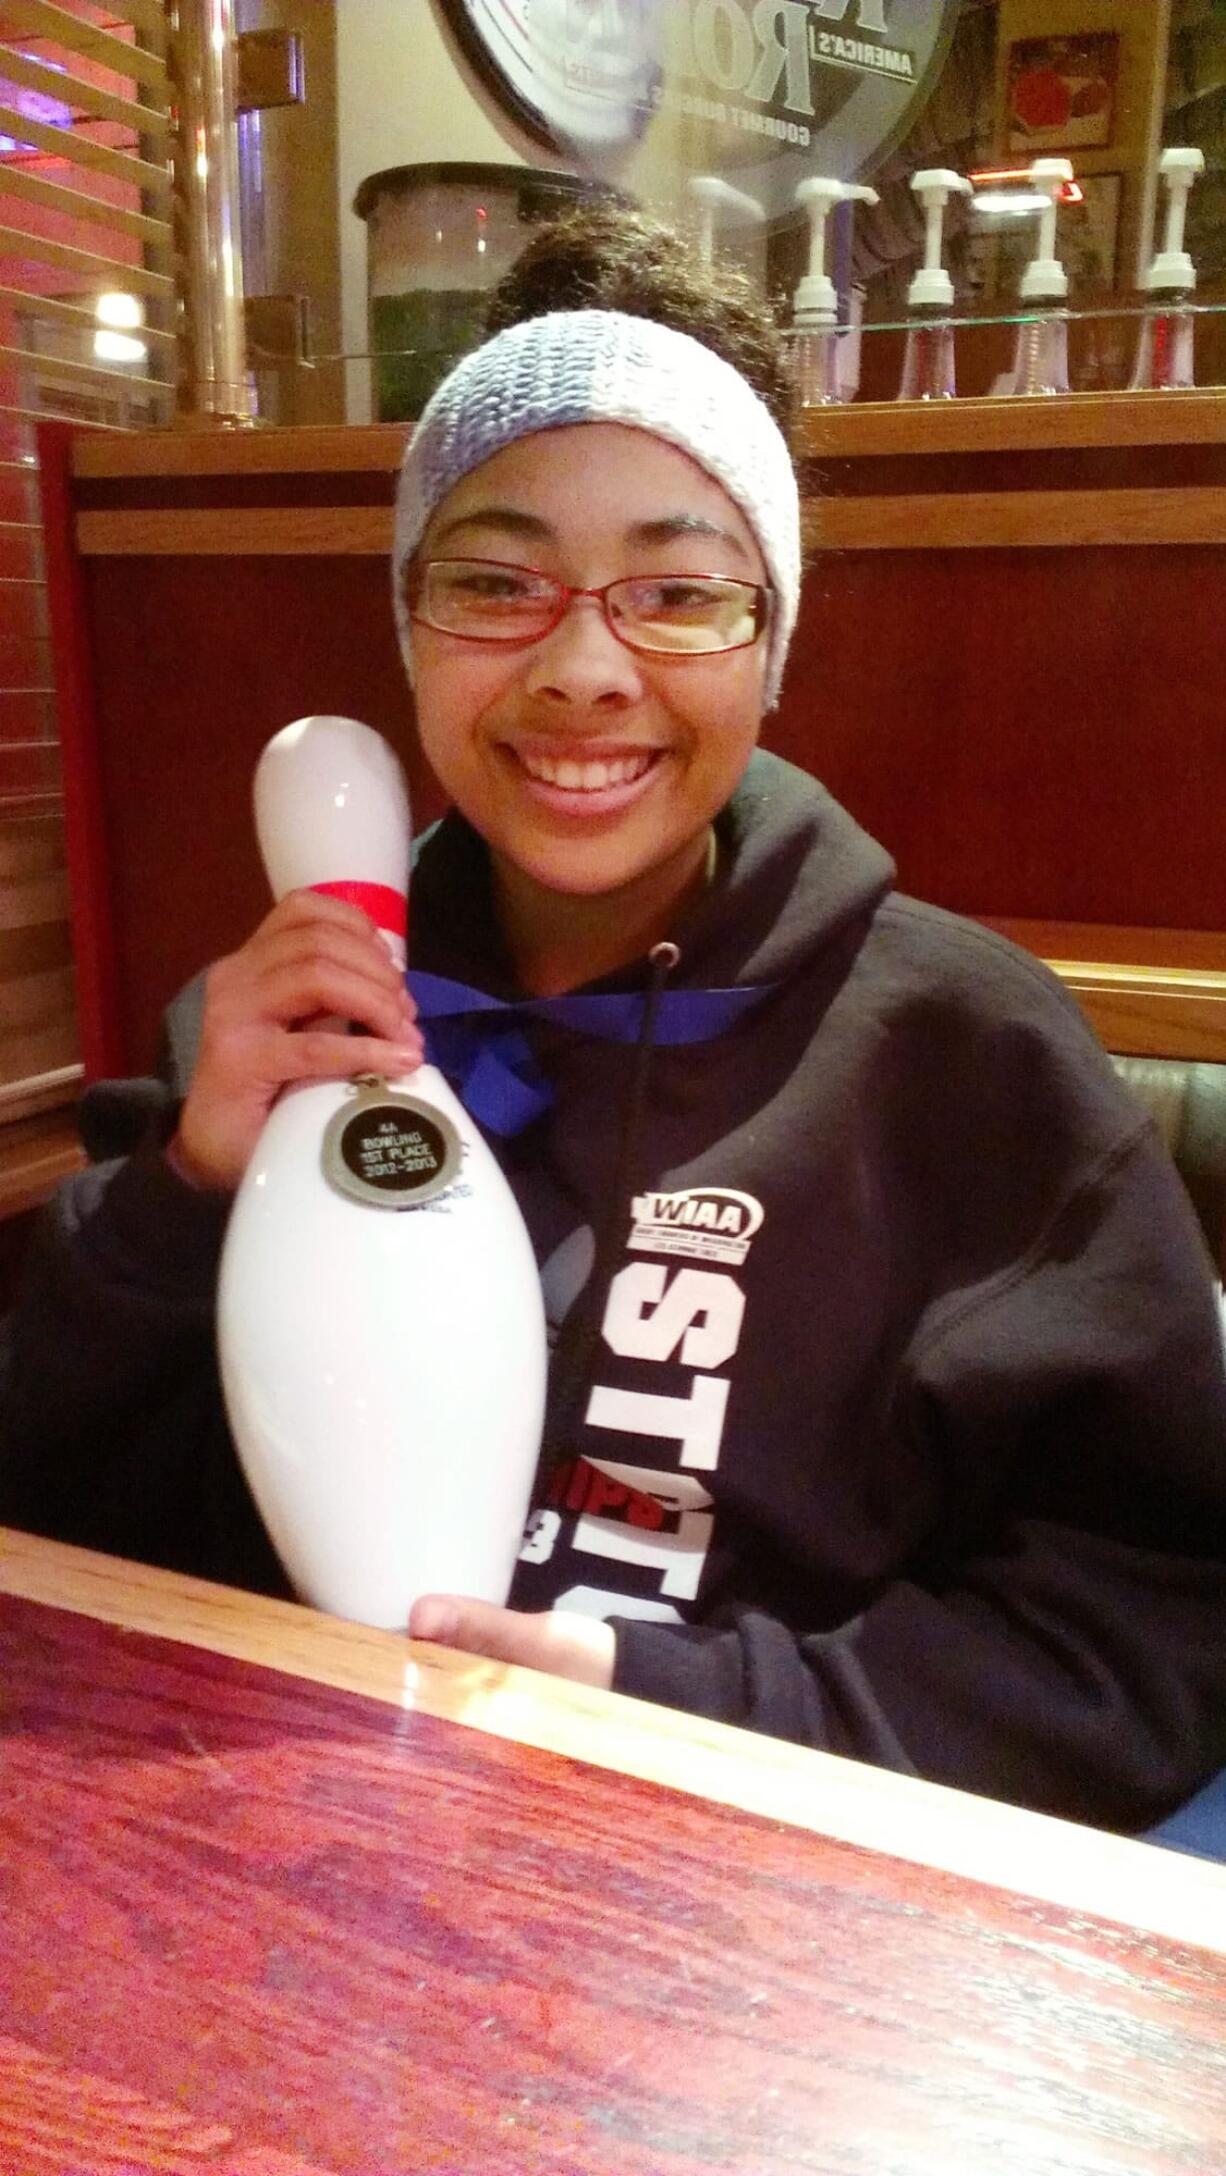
[353,161,617,420]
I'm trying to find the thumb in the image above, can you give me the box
[408,1594,466,1645]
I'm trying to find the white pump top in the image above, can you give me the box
[1146,147,1206,294]
[793,176,880,328]
[686,175,765,265]
[907,168,971,310]
[1020,158,1074,303]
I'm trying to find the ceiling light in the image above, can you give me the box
[95,292,143,329]
[94,329,147,365]
[973,191,1049,217]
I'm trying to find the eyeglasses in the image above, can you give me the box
[408,558,772,657]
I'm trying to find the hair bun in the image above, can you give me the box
[484,203,790,430]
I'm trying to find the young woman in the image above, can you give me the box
[3,213,1224,1833]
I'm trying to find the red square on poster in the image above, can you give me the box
[1007,32,1119,153]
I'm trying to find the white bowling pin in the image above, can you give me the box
[217,715,548,1628]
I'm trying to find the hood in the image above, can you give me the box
[410,749,896,1000]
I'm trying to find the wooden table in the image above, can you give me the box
[3,1528,1225,2175]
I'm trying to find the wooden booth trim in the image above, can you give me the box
[71,407,1226,563]
[41,417,1226,1093]
[73,422,409,478]
[1058,980,1226,1063]
[75,487,1226,560]
[1048,965,1226,1062]
[980,922,1226,1062]
[76,505,394,556]
[806,485,1226,553]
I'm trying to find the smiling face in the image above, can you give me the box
[407,423,769,977]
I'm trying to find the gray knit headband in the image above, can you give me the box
[393,308,800,708]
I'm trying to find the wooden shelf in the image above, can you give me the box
[66,394,1226,484]
[795,390,1226,461]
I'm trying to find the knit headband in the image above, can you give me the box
[393,308,800,708]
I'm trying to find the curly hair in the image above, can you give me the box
[484,202,791,430]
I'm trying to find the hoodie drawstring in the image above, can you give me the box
[531,940,679,1500]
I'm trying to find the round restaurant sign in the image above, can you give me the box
[439,0,960,215]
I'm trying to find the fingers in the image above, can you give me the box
[213,894,415,1043]
[408,1595,469,1646]
[172,888,423,1190]
[408,1597,617,1689]
[254,961,414,1044]
[242,921,402,991]
[277,1026,424,1083]
[247,895,405,978]
[257,886,402,951]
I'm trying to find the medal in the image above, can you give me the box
[322,1075,463,1209]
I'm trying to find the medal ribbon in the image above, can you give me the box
[406,969,776,1137]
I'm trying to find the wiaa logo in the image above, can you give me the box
[629,1186,764,1267]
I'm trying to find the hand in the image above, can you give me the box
[170,889,423,1192]
[409,1595,616,1690]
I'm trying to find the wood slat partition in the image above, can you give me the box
[0,816,78,1101]
[0,1112,82,1219]
[76,503,392,555]
[0,0,170,91]
[0,0,174,1147]
[781,395,1226,962]
[0,284,175,345]
[0,222,174,298]
[0,162,173,249]
[73,422,407,475]
[0,43,168,139]
[0,102,170,192]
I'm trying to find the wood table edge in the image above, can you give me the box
[3,1526,1223,1956]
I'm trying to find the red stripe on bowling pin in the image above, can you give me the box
[312,878,407,939]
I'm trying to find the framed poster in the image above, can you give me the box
[1006,33,1119,154]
